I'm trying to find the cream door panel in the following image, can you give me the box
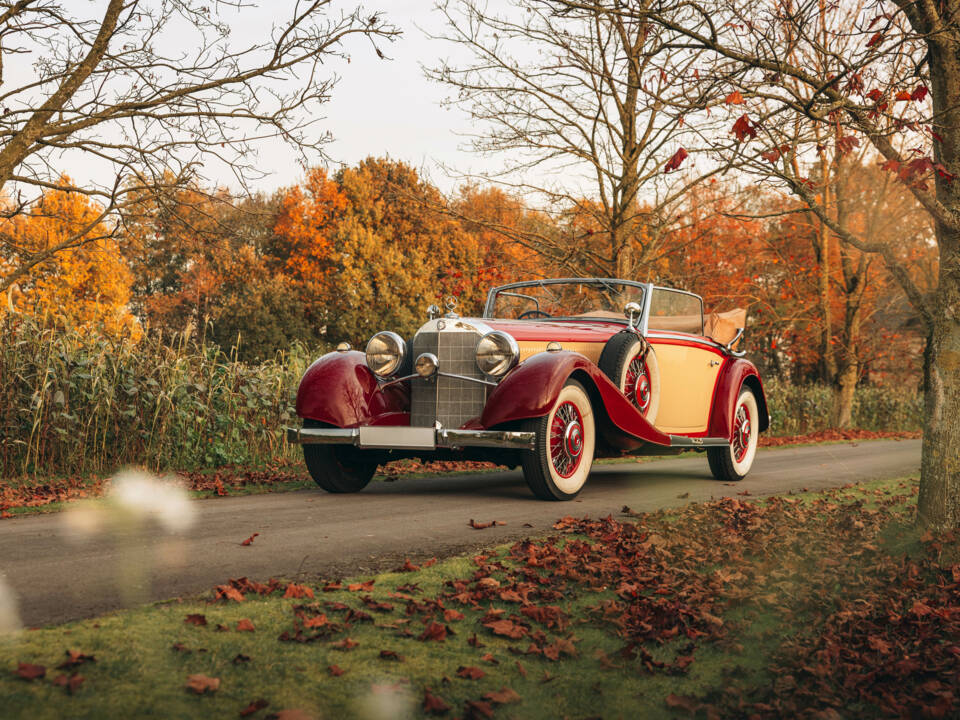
[651,343,723,433]
[517,341,604,364]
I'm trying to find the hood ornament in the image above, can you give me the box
[444,295,459,318]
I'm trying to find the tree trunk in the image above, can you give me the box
[833,358,858,428]
[917,238,960,529]
[916,42,960,529]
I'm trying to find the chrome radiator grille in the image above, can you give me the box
[410,324,488,428]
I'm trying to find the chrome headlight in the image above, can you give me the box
[365,331,406,378]
[476,331,519,377]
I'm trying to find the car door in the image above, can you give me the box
[648,338,724,434]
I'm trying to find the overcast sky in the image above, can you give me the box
[250,1,500,192]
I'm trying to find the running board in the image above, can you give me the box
[669,436,729,448]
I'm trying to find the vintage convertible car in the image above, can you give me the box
[286,278,769,500]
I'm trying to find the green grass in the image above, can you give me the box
[0,476,926,719]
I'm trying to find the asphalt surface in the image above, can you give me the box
[1,439,920,628]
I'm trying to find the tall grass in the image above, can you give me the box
[1,318,923,479]
[0,316,319,479]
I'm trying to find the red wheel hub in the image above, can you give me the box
[732,402,752,462]
[550,401,584,478]
[624,354,652,414]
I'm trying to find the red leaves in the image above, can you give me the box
[423,687,451,715]
[418,621,449,642]
[347,580,375,592]
[731,114,758,142]
[57,650,95,669]
[327,664,345,676]
[663,147,688,173]
[866,88,883,102]
[215,584,244,603]
[484,687,521,705]
[240,532,259,546]
[866,32,883,48]
[456,665,485,680]
[724,90,744,105]
[482,619,528,639]
[331,637,358,650]
[761,144,791,164]
[283,583,314,599]
[469,519,506,530]
[240,699,269,717]
[835,135,860,156]
[52,673,85,694]
[186,674,220,694]
[912,85,929,102]
[895,90,913,102]
[15,663,45,681]
[236,618,255,632]
[184,614,207,626]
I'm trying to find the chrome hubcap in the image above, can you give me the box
[624,354,651,414]
[732,404,752,462]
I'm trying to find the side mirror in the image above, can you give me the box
[624,301,642,330]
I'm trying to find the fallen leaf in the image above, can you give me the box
[457,665,485,680]
[240,699,269,717]
[216,584,245,602]
[418,622,448,642]
[347,580,375,592]
[57,650,95,669]
[15,663,45,681]
[484,687,521,705]
[328,665,345,677]
[465,700,495,718]
[52,673,84,694]
[331,637,358,650]
[379,649,403,661]
[303,614,328,629]
[236,619,256,632]
[186,674,220,695]
[423,687,451,715]
[283,583,314,599]
[184,614,208,626]
[241,533,260,546]
[483,619,527,639]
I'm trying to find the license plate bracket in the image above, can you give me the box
[357,426,436,450]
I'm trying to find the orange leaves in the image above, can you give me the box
[456,665,485,680]
[241,533,259,546]
[15,663,46,681]
[216,585,244,603]
[724,90,745,105]
[184,614,208,626]
[469,519,506,530]
[482,619,528,639]
[236,618,255,632]
[423,687,451,714]
[283,583,314,599]
[186,674,220,695]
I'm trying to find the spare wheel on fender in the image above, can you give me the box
[598,331,660,423]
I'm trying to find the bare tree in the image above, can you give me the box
[0,0,397,294]
[595,0,958,527]
[427,0,719,280]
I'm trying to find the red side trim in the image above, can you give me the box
[295,351,409,428]
[480,350,671,447]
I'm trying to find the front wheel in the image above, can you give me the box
[707,387,759,482]
[520,380,595,500]
[302,421,378,493]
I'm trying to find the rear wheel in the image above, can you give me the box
[520,380,595,500]
[707,388,759,482]
[302,421,378,493]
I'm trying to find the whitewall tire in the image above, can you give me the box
[707,387,759,482]
[520,380,596,500]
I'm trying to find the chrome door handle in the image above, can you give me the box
[709,360,721,367]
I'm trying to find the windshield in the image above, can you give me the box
[485,280,646,320]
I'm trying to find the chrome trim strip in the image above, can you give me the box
[285,426,535,450]
[287,427,359,445]
[437,371,498,387]
[640,281,654,335]
[669,435,729,448]
[647,330,726,351]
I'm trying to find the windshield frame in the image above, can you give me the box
[483,278,651,322]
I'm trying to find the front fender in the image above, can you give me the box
[295,350,409,428]
[707,358,770,440]
[481,351,671,447]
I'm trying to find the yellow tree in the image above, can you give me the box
[1,181,138,338]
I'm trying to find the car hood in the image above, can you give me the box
[478,318,626,343]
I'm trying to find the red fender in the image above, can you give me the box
[707,358,770,440]
[295,350,409,428]
[480,350,671,446]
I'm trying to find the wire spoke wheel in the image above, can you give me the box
[623,353,652,414]
[549,401,585,478]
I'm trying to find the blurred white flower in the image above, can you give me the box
[356,681,414,720]
[0,573,21,635]
[109,469,196,533]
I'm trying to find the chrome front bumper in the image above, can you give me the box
[285,425,535,451]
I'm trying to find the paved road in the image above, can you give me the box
[1,440,919,627]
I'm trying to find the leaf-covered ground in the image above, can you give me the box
[0,432,919,518]
[3,474,953,719]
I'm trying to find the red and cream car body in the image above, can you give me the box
[287,278,769,500]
